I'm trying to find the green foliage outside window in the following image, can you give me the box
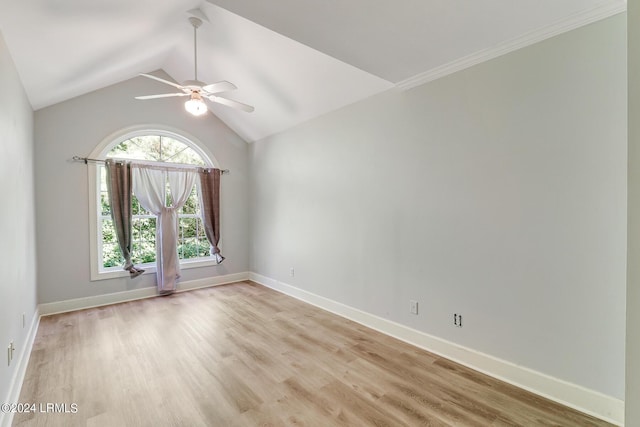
[100,134,212,269]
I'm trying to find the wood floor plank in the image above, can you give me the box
[12,281,614,427]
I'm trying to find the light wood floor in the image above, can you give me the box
[14,281,612,427]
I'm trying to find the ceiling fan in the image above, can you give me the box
[135,16,254,116]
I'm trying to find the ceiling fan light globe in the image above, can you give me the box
[185,98,208,116]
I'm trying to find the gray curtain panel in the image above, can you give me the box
[198,169,224,264]
[105,160,144,278]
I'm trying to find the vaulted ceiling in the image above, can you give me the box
[0,0,626,142]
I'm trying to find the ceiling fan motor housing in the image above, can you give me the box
[182,80,206,89]
[134,13,254,113]
[188,17,203,28]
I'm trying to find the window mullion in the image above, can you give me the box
[97,133,214,275]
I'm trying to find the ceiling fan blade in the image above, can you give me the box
[208,95,254,112]
[139,73,186,91]
[135,93,190,100]
[202,81,237,94]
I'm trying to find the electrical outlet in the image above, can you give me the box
[454,313,463,327]
[410,300,419,315]
[290,267,295,277]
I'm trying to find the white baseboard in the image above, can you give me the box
[1,308,41,427]
[249,272,624,426]
[2,272,249,427]
[19,271,625,425]
[39,272,250,316]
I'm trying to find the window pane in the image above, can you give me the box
[196,218,206,238]
[133,136,162,161]
[100,166,108,191]
[98,133,212,272]
[142,218,156,240]
[137,196,152,216]
[179,238,199,260]
[108,136,161,162]
[106,135,206,166]
[164,146,205,165]
[132,218,141,240]
[102,219,117,243]
[132,195,142,215]
[198,238,211,257]
[181,187,198,214]
[140,241,156,264]
[103,243,124,268]
[101,192,110,216]
[132,241,156,264]
[180,217,197,239]
[132,217,155,241]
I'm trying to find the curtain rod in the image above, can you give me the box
[72,156,230,174]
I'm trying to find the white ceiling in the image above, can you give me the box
[0,0,626,142]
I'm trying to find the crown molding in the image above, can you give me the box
[396,1,627,91]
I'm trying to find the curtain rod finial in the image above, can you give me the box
[72,155,87,164]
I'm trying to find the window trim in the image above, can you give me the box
[88,125,221,281]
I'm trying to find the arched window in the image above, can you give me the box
[89,129,220,280]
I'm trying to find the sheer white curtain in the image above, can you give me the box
[132,165,197,294]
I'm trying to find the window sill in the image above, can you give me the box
[90,257,222,282]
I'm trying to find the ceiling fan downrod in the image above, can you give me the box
[134,14,254,114]
[189,17,203,82]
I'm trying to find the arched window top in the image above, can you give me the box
[88,127,221,281]
[95,128,215,167]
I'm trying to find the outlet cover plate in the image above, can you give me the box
[410,300,418,315]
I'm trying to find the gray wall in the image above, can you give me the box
[627,2,639,425]
[249,15,627,399]
[0,32,37,404]
[34,73,250,304]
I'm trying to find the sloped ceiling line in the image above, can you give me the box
[396,0,627,90]
[0,0,627,143]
